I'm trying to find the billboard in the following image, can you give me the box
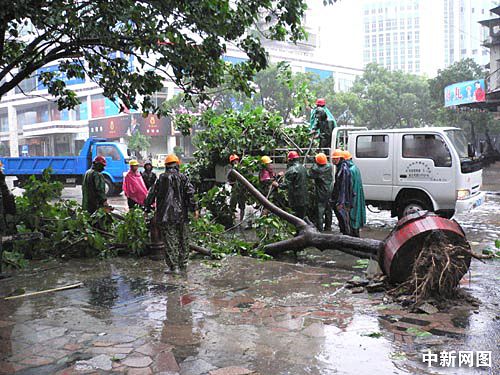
[444,79,486,107]
[88,114,171,139]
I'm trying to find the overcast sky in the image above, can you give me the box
[308,1,364,69]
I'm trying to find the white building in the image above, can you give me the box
[0,53,183,157]
[362,0,497,76]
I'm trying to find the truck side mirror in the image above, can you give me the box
[467,143,475,158]
[479,141,486,154]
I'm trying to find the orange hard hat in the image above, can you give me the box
[316,98,326,106]
[287,151,300,160]
[331,149,344,159]
[315,153,328,165]
[229,154,240,163]
[342,150,352,160]
[164,154,180,165]
[93,155,107,166]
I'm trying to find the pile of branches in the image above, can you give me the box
[389,231,476,304]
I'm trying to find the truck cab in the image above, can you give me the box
[332,126,485,219]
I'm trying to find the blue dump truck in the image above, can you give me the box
[0,138,130,196]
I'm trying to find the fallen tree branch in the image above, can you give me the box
[4,282,83,300]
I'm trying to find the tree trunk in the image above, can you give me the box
[228,169,383,258]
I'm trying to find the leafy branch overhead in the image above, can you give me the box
[0,0,321,113]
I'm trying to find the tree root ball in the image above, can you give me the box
[388,231,472,303]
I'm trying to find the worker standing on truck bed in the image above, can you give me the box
[145,154,198,275]
[331,149,352,235]
[227,154,247,224]
[82,156,109,215]
[310,98,336,150]
[123,160,148,209]
[343,151,366,237]
[280,151,308,219]
[308,153,333,232]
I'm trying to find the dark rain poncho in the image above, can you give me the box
[308,163,333,199]
[82,168,107,214]
[145,166,197,224]
[282,160,308,210]
[346,160,366,230]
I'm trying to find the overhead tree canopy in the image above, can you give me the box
[0,0,326,113]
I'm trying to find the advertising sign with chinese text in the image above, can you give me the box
[444,79,486,107]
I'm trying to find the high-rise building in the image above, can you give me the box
[362,0,497,76]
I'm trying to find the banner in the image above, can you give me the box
[88,114,171,138]
[444,79,486,107]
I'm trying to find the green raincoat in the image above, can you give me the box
[308,163,333,231]
[82,168,107,214]
[281,160,308,218]
[346,160,366,230]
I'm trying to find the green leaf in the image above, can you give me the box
[406,327,432,338]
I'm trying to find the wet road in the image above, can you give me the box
[0,165,499,374]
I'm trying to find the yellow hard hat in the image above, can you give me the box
[261,156,272,164]
[129,160,139,166]
[315,153,328,165]
[165,154,180,165]
[331,149,344,159]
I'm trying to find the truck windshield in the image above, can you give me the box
[445,129,468,158]
[117,143,130,158]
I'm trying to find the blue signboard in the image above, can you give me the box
[36,64,85,89]
[444,79,486,107]
[21,144,29,155]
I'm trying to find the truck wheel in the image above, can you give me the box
[104,177,116,197]
[398,199,431,220]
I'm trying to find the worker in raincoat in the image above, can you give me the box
[123,160,149,209]
[280,151,308,219]
[227,154,246,223]
[259,156,279,194]
[141,160,157,190]
[343,151,366,237]
[82,155,109,215]
[310,98,337,149]
[145,154,198,274]
[331,149,352,235]
[308,153,333,232]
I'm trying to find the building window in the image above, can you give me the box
[372,22,376,32]
[407,33,412,41]
[15,75,37,94]
[379,50,384,58]
[407,18,412,29]
[408,48,413,57]
[408,62,413,71]
[472,8,474,13]
[365,36,370,47]
[415,31,419,42]
[356,135,389,158]
[386,20,391,30]
[364,50,370,61]
[0,113,8,133]
[415,47,420,58]
[461,49,467,55]
[400,19,405,28]
[372,35,377,47]
[364,9,369,15]
[386,33,390,43]
[365,22,370,33]
[379,20,383,31]
[400,32,405,41]
[415,62,420,72]
[482,9,485,14]
[472,49,477,55]
[379,34,384,45]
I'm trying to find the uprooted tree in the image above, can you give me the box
[229,169,481,303]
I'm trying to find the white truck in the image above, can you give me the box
[332,126,485,219]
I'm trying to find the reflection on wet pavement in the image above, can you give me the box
[0,167,498,374]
